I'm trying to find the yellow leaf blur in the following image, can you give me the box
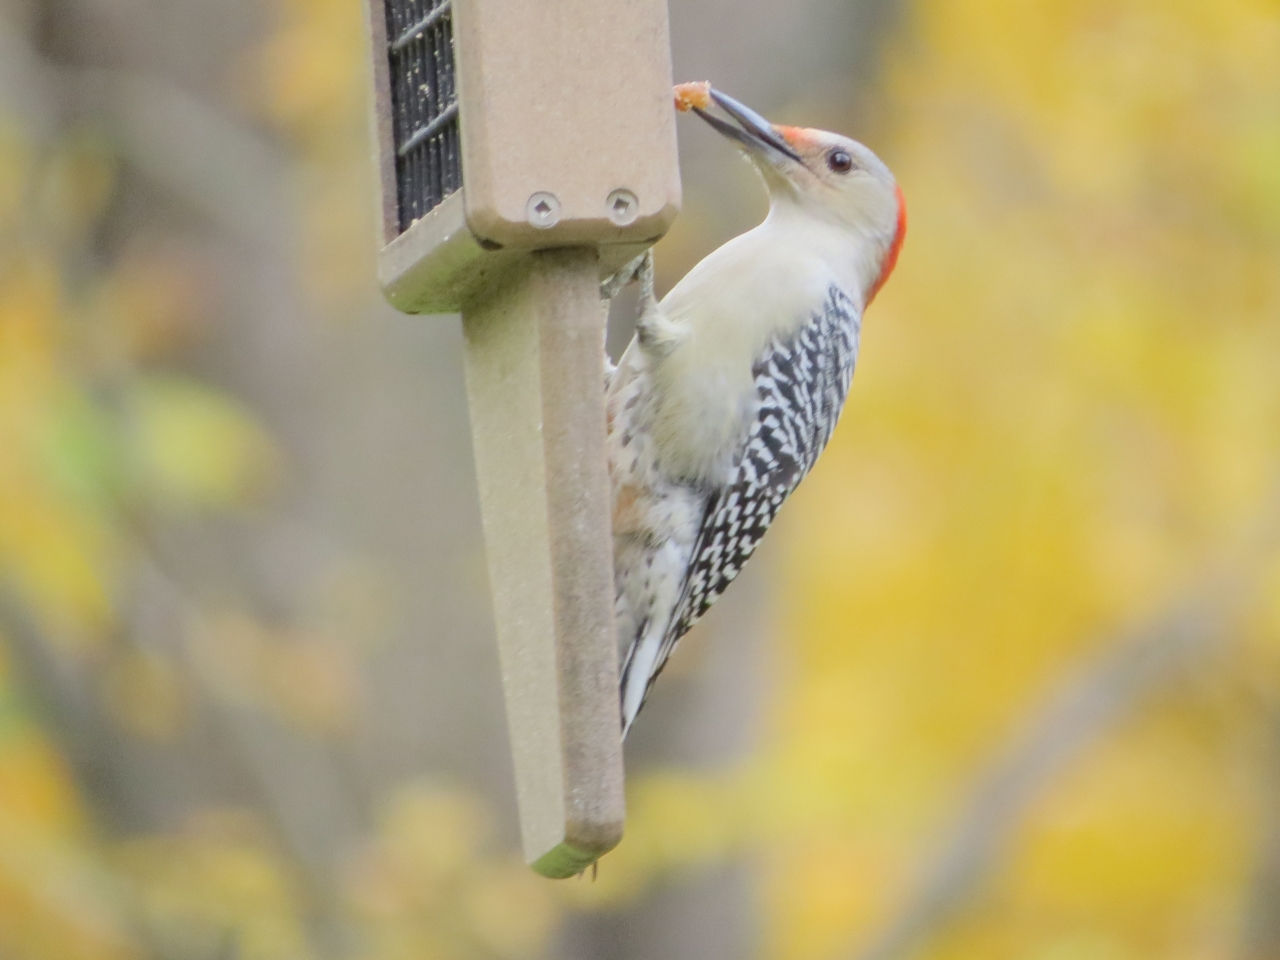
[126,375,281,509]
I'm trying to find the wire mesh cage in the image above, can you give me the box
[384,0,460,231]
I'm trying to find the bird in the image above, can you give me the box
[605,86,906,737]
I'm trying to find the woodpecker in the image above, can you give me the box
[606,86,905,736]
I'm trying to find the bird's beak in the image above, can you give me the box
[692,88,803,164]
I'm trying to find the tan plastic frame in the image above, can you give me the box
[366,0,681,315]
[362,0,682,876]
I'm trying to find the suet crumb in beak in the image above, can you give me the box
[673,81,712,113]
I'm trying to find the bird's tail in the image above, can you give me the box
[619,614,665,738]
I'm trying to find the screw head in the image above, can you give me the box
[607,189,639,226]
[526,191,561,229]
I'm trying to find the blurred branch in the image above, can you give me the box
[0,560,357,960]
[89,71,292,251]
[123,519,362,960]
[850,488,1280,960]
[1239,708,1280,960]
[0,584,134,819]
[135,547,367,873]
[0,24,291,252]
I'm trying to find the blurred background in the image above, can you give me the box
[1,0,1278,957]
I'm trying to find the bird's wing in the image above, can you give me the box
[631,284,863,706]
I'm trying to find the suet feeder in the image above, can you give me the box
[362,0,681,877]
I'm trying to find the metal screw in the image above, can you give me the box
[607,189,638,226]
[526,191,561,229]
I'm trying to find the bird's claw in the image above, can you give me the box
[601,250,653,301]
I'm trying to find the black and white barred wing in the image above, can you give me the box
[648,285,863,692]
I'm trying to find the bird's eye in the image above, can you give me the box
[827,149,854,174]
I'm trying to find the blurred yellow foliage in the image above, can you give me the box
[246,0,377,309]
[0,255,115,638]
[125,375,280,510]
[755,0,1280,957]
[0,647,134,960]
[0,0,1276,957]
[344,782,558,960]
[114,812,308,960]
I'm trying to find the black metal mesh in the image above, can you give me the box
[384,0,460,232]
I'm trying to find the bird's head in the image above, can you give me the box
[689,87,906,303]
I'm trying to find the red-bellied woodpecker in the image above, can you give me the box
[607,86,906,736]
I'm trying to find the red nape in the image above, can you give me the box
[867,182,907,305]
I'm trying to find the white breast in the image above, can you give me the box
[639,218,845,484]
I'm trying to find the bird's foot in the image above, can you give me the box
[600,250,653,301]
[635,249,657,315]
